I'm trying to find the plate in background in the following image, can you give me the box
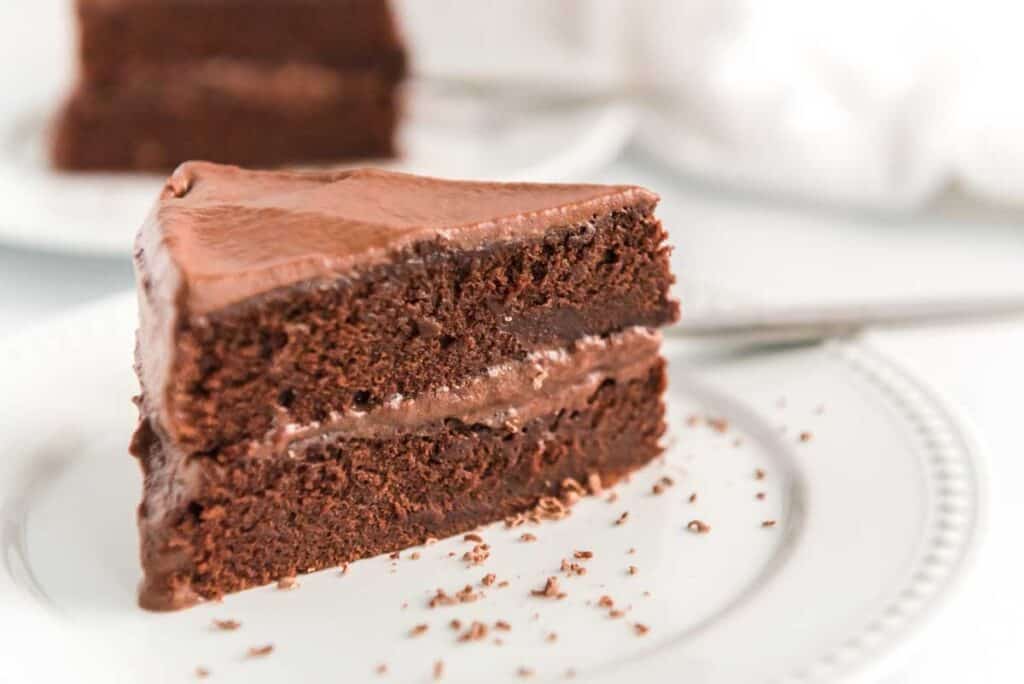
[0,294,983,683]
[0,0,635,257]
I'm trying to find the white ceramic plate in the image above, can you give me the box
[0,1,635,258]
[0,294,983,683]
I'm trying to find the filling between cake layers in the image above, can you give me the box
[141,203,677,458]
[133,328,667,610]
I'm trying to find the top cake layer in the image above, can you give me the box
[143,162,659,315]
[76,0,407,84]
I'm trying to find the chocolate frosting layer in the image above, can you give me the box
[140,161,659,315]
[263,326,663,451]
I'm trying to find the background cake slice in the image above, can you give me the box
[53,0,406,171]
[131,162,678,610]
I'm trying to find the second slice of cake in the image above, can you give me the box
[131,162,679,609]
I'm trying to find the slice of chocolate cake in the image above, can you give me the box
[53,0,406,171]
[131,162,679,610]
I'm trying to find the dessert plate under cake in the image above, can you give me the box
[0,294,983,683]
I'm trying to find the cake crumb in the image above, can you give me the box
[410,552,421,560]
[425,537,439,545]
[756,492,766,500]
[498,580,510,588]
[614,511,630,526]
[762,520,777,528]
[634,623,650,636]
[573,550,593,560]
[609,609,625,619]
[463,543,490,565]
[464,533,484,543]
[389,551,401,560]
[212,619,240,631]
[481,573,497,586]
[495,620,511,631]
[276,576,298,591]
[754,468,766,480]
[450,619,462,630]
[628,565,638,576]
[532,576,564,598]
[376,663,388,676]
[247,644,274,658]
[410,624,429,637]
[799,431,813,442]
[687,519,711,534]
[433,660,444,681]
[458,621,489,642]
[587,472,604,494]
[517,667,535,678]
[560,559,587,576]
[627,547,636,555]
[494,638,505,646]
[565,668,577,679]
[685,414,700,427]
[546,632,558,643]
[707,417,729,433]
[195,667,210,679]
[339,563,349,575]
[598,595,614,608]
[606,491,619,503]
[688,492,698,503]
[519,533,537,543]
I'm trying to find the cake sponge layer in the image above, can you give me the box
[133,344,667,610]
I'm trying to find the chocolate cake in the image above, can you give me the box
[53,0,406,171]
[130,162,679,610]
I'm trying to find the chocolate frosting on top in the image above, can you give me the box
[140,161,659,315]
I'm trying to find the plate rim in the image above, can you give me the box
[0,293,988,683]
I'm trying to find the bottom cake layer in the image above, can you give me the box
[52,61,399,171]
[132,356,667,611]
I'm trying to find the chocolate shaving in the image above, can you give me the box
[532,576,564,598]
[213,619,240,631]
[462,543,490,566]
[762,520,777,528]
[573,550,593,560]
[495,620,511,631]
[410,624,429,637]
[517,667,535,678]
[519,533,537,543]
[247,644,274,657]
[614,511,630,526]
[464,533,484,543]
[687,519,711,534]
[707,417,729,433]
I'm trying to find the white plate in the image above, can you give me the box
[0,0,635,258]
[0,294,983,684]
